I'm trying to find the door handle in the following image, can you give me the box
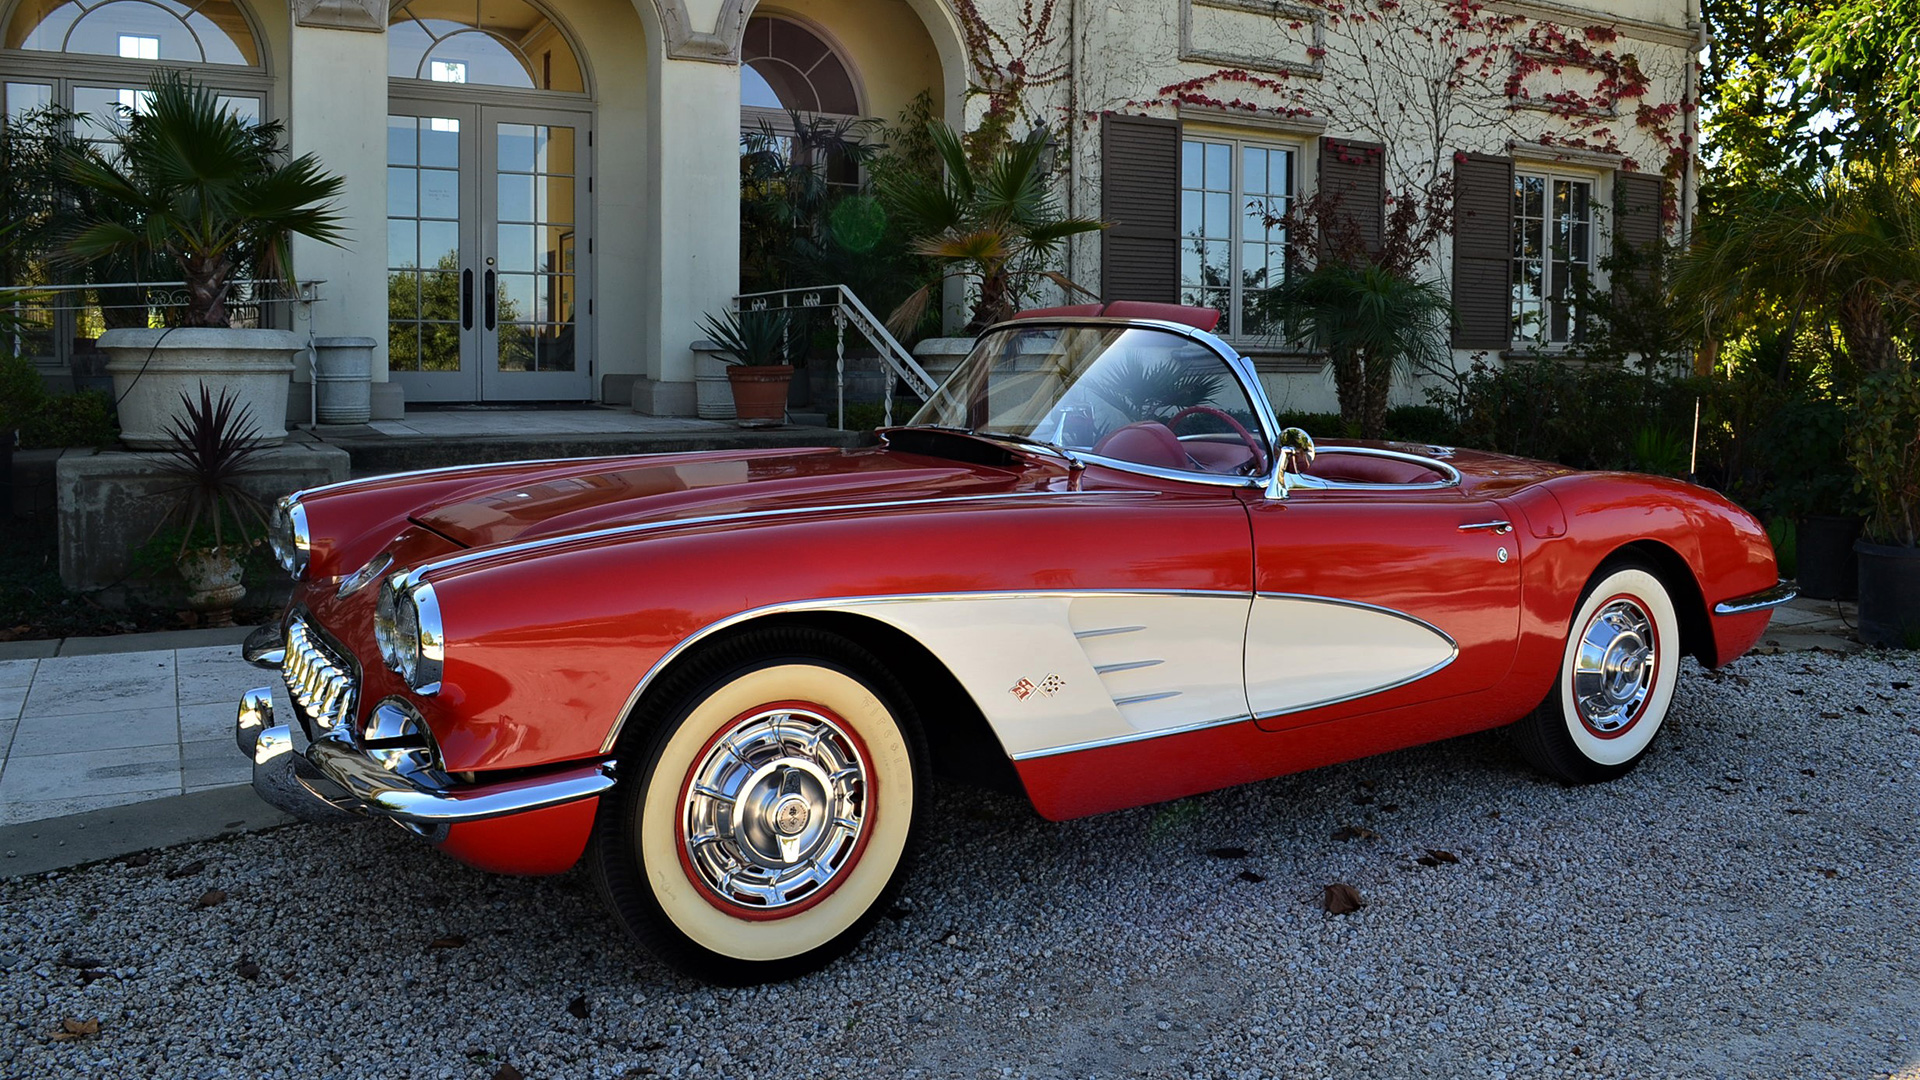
[1458,520,1513,534]
[461,269,473,330]
[484,270,497,330]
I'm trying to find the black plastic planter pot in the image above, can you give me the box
[1855,539,1920,648]
[1796,515,1863,600]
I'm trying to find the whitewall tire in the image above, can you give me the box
[1515,561,1682,784]
[590,628,925,984]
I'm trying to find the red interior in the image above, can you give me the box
[1304,453,1446,485]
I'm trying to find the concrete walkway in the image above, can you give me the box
[0,597,1868,874]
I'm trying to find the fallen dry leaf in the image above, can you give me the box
[1322,883,1364,915]
[235,956,260,981]
[1892,681,1912,690]
[193,889,227,909]
[49,1018,99,1042]
[57,955,104,970]
[1205,846,1249,860]
[1417,849,1460,867]
[123,853,152,868]
[1819,711,1842,719]
[492,1066,524,1080]
[567,994,591,1020]
[429,935,468,950]
[1331,825,1378,842]
[166,860,206,880]
[1237,870,1266,883]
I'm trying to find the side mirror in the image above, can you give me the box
[1277,426,1316,474]
[1267,427,1316,500]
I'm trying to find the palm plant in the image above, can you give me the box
[1677,155,1920,375]
[1264,261,1453,439]
[60,72,345,328]
[879,124,1106,335]
[699,308,799,367]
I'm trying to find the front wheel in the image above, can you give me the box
[1513,561,1682,784]
[589,628,925,984]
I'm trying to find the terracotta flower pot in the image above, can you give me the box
[727,365,793,425]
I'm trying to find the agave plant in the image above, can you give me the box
[878,124,1106,334]
[152,383,269,557]
[699,307,800,367]
[60,72,345,328]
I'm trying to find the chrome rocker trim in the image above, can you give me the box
[235,687,616,827]
[1713,579,1798,616]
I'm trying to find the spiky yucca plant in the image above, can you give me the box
[61,72,344,328]
[153,384,268,557]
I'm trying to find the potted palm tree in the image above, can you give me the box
[151,384,270,626]
[1850,364,1920,647]
[62,72,344,449]
[699,307,799,425]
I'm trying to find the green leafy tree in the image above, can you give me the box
[60,71,344,328]
[1268,262,1453,440]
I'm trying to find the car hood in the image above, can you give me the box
[408,445,1029,549]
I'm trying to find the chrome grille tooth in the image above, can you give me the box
[281,617,358,736]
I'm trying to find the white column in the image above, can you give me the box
[286,19,392,415]
[635,56,739,416]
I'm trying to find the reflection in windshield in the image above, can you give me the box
[910,325,1268,476]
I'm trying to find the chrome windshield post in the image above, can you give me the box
[1265,427,1317,500]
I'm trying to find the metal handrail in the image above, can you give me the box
[734,284,940,429]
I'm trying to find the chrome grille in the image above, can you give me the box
[284,617,357,733]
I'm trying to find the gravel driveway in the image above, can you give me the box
[2,650,1916,1080]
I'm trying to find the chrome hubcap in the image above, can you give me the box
[682,708,867,910]
[1573,598,1657,735]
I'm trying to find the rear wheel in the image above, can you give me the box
[589,628,925,984]
[1514,561,1681,784]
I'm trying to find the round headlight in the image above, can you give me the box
[268,497,310,579]
[374,572,444,694]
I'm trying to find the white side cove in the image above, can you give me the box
[828,592,1254,760]
[1242,594,1458,720]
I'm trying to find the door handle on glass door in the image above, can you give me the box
[461,269,473,331]
[485,270,497,330]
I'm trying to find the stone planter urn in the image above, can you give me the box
[178,547,246,627]
[98,327,301,449]
[693,343,737,420]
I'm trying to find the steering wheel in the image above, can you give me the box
[1167,405,1269,474]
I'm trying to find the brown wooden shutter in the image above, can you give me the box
[1451,152,1513,350]
[1613,171,1669,292]
[1099,114,1182,303]
[1318,136,1386,258]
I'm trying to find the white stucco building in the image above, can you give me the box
[0,0,1702,416]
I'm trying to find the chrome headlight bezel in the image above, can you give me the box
[375,571,444,694]
[363,697,444,779]
[268,497,311,579]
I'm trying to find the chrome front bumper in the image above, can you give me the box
[1713,579,1799,616]
[235,686,617,828]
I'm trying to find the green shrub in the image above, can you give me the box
[22,388,117,449]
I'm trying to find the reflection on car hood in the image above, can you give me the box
[407,446,1028,549]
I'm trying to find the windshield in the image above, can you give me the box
[909,324,1269,476]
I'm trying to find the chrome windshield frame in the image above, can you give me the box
[923,317,1286,490]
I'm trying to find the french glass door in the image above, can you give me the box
[387,101,591,401]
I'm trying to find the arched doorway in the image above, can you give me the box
[386,0,592,402]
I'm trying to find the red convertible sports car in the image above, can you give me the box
[236,304,1792,983]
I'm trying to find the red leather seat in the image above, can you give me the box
[1093,422,1190,470]
[1304,453,1444,484]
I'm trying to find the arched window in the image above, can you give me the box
[388,0,584,94]
[5,0,257,65]
[740,15,859,118]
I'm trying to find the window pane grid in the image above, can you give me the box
[1512,172,1592,346]
[1180,137,1293,340]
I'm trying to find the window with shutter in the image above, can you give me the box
[1512,168,1597,346]
[1451,153,1512,350]
[1100,114,1183,305]
[1178,134,1296,339]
